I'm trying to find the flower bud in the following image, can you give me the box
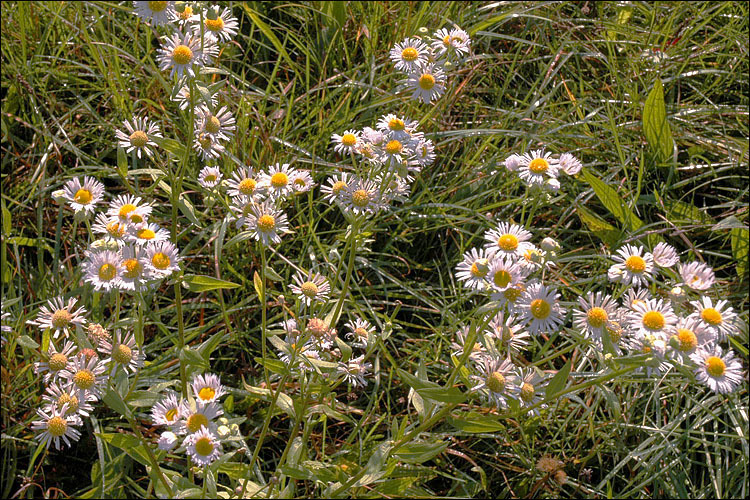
[540,237,561,253]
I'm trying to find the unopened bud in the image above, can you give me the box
[52,189,66,204]
[540,237,561,253]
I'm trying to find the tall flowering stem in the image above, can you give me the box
[331,217,362,327]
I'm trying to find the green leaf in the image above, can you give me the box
[416,386,466,404]
[155,137,187,158]
[643,78,674,162]
[335,336,352,363]
[582,169,644,233]
[731,227,749,278]
[447,413,505,433]
[393,441,448,464]
[2,203,11,235]
[179,346,209,372]
[254,356,290,375]
[97,433,150,467]
[240,5,294,67]
[182,274,240,292]
[253,271,263,301]
[576,205,621,247]
[116,146,127,179]
[545,358,572,399]
[7,237,53,253]
[178,193,200,227]
[17,335,39,349]
[102,388,133,419]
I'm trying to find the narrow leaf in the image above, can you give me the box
[643,78,674,162]
[182,274,240,292]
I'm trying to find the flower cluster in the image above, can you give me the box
[502,149,583,192]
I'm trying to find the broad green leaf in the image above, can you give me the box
[7,237,53,253]
[97,433,150,467]
[393,441,449,464]
[448,413,505,433]
[582,169,644,233]
[182,274,240,292]
[155,137,186,158]
[416,386,466,404]
[643,78,673,162]
[253,271,263,301]
[116,146,127,179]
[335,336,352,363]
[17,335,39,349]
[545,358,572,399]
[2,202,11,235]
[102,388,133,419]
[254,356,290,375]
[178,193,200,227]
[179,346,209,372]
[731,227,749,278]
[576,205,621,247]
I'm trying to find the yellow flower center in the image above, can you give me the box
[341,133,357,146]
[332,181,347,195]
[205,16,225,32]
[642,311,665,330]
[151,252,171,270]
[294,177,307,188]
[98,263,117,281]
[501,325,514,342]
[520,382,535,402]
[198,134,212,149]
[198,386,216,401]
[385,140,403,155]
[137,228,156,240]
[700,308,722,326]
[401,47,418,61]
[239,178,257,195]
[418,73,436,90]
[270,172,289,188]
[47,416,67,437]
[469,259,488,278]
[51,309,73,329]
[493,270,512,288]
[607,322,623,343]
[118,204,137,218]
[442,35,452,46]
[187,413,209,433]
[300,281,319,298]
[625,255,646,273]
[74,189,93,205]
[130,213,144,224]
[129,131,148,148]
[354,327,369,338]
[195,436,214,456]
[165,408,178,422]
[148,1,167,12]
[58,393,79,415]
[504,286,523,303]
[388,118,405,131]
[49,353,68,372]
[107,221,124,237]
[123,258,142,279]
[351,189,370,207]
[486,371,506,393]
[172,45,193,66]
[204,174,217,183]
[497,234,519,251]
[530,299,551,320]
[113,344,133,364]
[586,307,608,328]
[205,116,221,134]
[705,356,726,377]
[74,369,95,390]
[179,5,193,19]
[676,329,698,352]
[257,214,276,232]
[528,158,549,174]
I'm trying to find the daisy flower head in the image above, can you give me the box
[193,131,225,161]
[60,355,107,401]
[260,163,297,199]
[503,153,523,172]
[652,242,679,268]
[343,177,383,216]
[332,130,361,155]
[245,201,290,246]
[573,292,619,341]
[35,340,77,384]
[291,170,315,193]
[115,116,162,159]
[518,149,560,187]
[184,426,222,466]
[157,30,206,79]
[690,346,744,394]
[172,83,218,111]
[62,176,105,216]
[42,381,96,419]
[414,138,436,167]
[179,400,223,435]
[228,195,256,229]
[377,171,413,203]
[158,431,179,451]
[390,37,430,73]
[517,368,547,416]
[558,153,583,175]
[406,63,446,104]
[628,298,678,337]
[125,221,170,246]
[83,249,123,292]
[28,296,87,340]
[470,356,519,410]
[496,281,528,314]
[191,373,226,405]
[337,354,372,389]
[623,288,652,311]
[118,245,153,291]
[152,391,183,428]
[484,222,533,260]
[320,172,352,204]
[99,330,144,374]
[345,318,376,349]
[133,1,175,26]
[689,296,739,340]
[376,114,418,140]
[87,323,111,349]
[518,282,565,335]
[431,27,471,59]
[451,326,488,362]
[361,126,386,146]
[226,167,265,199]
[198,166,223,189]
[196,105,235,142]
[290,271,330,307]
[195,5,239,43]
[679,261,715,290]
[487,257,523,296]
[668,316,714,361]
[485,311,530,355]
[455,247,493,291]
[32,404,82,450]
[305,317,337,351]
[608,244,654,288]
[107,194,153,226]
[172,2,197,26]
[145,240,181,277]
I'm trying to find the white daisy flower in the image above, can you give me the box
[32,403,82,450]
[115,116,162,159]
[193,131,225,160]
[455,247,492,290]
[517,368,547,416]
[157,30,212,79]
[345,318,376,349]
[34,340,77,384]
[406,63,446,104]
[343,177,383,216]
[518,149,560,187]
[133,1,176,26]
[191,373,226,405]
[679,261,715,290]
[361,126,386,146]
[320,172,352,204]
[690,346,744,394]
[195,5,239,43]
[118,245,152,291]
[196,105,235,142]
[151,391,183,428]
[291,170,315,193]
[290,271,330,307]
[377,172,413,203]
[447,28,471,55]
[484,222,533,260]
[260,163,297,199]
[99,330,144,374]
[158,431,179,451]
[145,240,181,277]
[572,292,619,341]
[305,317,338,351]
[558,153,582,175]
[337,354,372,389]
[484,311,530,355]
[413,139,436,167]
[62,176,105,216]
[487,258,523,298]
[83,249,123,291]
[628,331,672,376]
[179,400,223,435]
[470,356,519,410]
[503,153,523,172]
[60,355,107,401]
[92,214,126,245]
[107,194,153,226]
[628,298,678,337]
[332,130,361,155]
[451,326,487,362]
[172,83,218,111]
[198,166,223,189]
[226,167,265,199]
[495,282,527,314]
[172,2,197,26]
[228,195,257,229]
[668,316,714,361]
[688,296,739,340]
[42,381,96,419]
[275,331,319,371]
[623,287,652,311]
[125,221,170,246]
[27,296,87,340]
[652,242,679,268]
[608,244,654,288]
[244,201,290,246]
[376,114,418,139]
[379,136,412,168]
[390,37,430,73]
[518,282,565,335]
[431,27,471,58]
[184,426,222,465]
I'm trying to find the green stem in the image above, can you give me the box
[331,218,362,327]
[260,243,270,389]
[124,414,172,498]
[52,204,63,284]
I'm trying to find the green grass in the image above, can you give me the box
[1,1,748,498]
